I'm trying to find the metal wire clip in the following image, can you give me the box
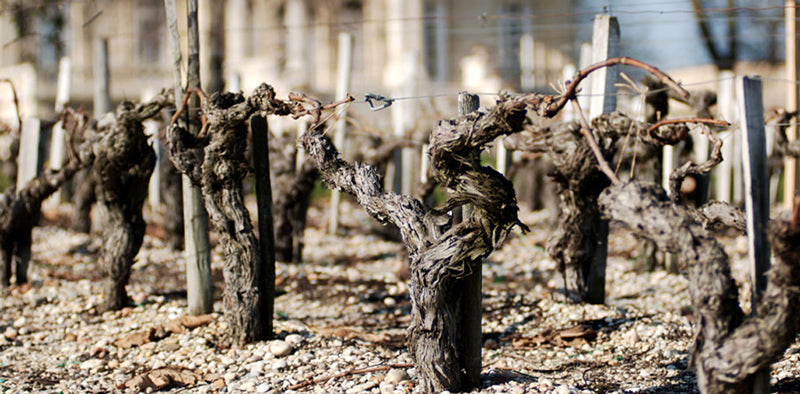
[364,93,393,111]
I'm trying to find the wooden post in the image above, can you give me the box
[785,0,799,209]
[165,0,213,315]
[519,34,534,90]
[589,15,619,119]
[144,122,162,211]
[93,39,111,115]
[329,32,353,234]
[14,117,40,284]
[185,0,213,315]
[739,76,770,307]
[738,76,771,394]
[662,144,678,273]
[586,14,619,304]
[199,0,224,94]
[561,64,577,121]
[250,114,276,339]
[457,91,482,388]
[46,57,71,207]
[577,43,592,116]
[17,119,41,191]
[716,71,736,202]
[397,53,418,195]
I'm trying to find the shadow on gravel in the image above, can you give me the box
[774,376,800,393]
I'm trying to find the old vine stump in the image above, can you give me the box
[92,99,166,311]
[166,84,295,344]
[300,96,529,393]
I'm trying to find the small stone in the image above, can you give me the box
[383,297,397,307]
[269,340,293,357]
[12,316,26,328]
[223,372,237,383]
[132,292,148,304]
[623,329,640,346]
[107,360,120,369]
[285,334,304,346]
[379,381,394,394]
[220,356,236,366]
[248,361,265,376]
[554,385,572,394]
[4,327,18,340]
[385,368,410,384]
[79,358,105,370]
[256,383,271,393]
[271,359,288,371]
[213,379,226,389]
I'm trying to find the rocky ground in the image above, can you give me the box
[1,198,799,394]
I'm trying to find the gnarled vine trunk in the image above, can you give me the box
[91,97,168,311]
[0,110,93,289]
[166,84,295,345]
[300,97,528,393]
[268,131,316,263]
[599,181,800,393]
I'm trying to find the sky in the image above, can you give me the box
[576,0,785,69]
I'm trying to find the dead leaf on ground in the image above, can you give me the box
[120,367,200,391]
[163,319,184,334]
[162,314,214,335]
[511,325,597,348]
[178,314,215,329]
[113,327,157,348]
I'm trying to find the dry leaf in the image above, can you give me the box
[122,367,199,391]
[178,314,215,329]
[113,327,157,348]
[163,319,184,334]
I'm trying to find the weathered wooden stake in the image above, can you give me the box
[519,34,534,90]
[715,71,736,202]
[14,118,41,284]
[457,91,481,388]
[661,144,678,273]
[93,39,111,115]
[16,119,41,192]
[46,56,71,207]
[586,14,619,304]
[738,75,771,394]
[329,32,353,234]
[785,0,799,208]
[250,114,276,339]
[165,0,213,315]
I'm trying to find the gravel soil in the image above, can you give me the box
[1,199,799,394]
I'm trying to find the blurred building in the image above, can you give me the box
[0,0,578,125]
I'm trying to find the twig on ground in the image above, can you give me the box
[287,363,414,390]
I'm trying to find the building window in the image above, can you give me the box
[136,2,165,64]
